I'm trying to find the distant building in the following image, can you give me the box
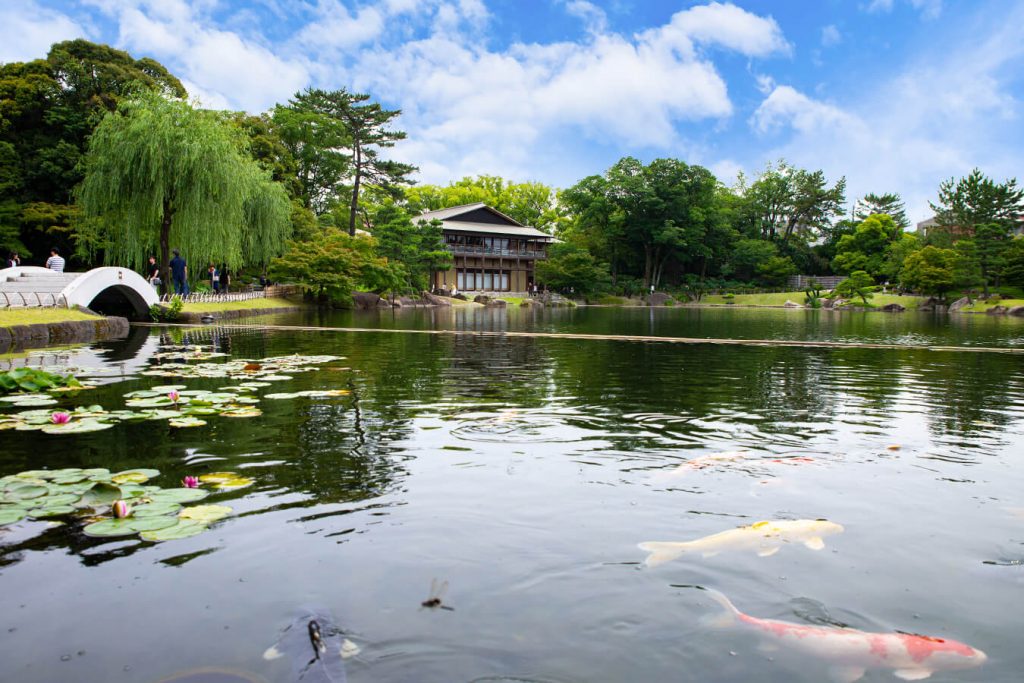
[417,203,554,293]
[916,216,1024,240]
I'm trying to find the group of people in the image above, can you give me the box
[5,248,66,272]
[144,249,229,295]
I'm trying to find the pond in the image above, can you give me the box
[1,307,1022,683]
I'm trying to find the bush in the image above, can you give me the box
[723,293,735,305]
[150,295,184,322]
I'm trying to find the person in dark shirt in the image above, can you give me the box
[169,249,189,295]
[145,256,161,290]
[219,264,230,294]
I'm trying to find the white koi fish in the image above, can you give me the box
[702,589,987,682]
[639,519,843,567]
[654,451,752,479]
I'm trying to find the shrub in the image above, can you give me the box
[723,293,735,305]
[150,295,184,322]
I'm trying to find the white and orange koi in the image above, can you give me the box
[702,589,986,682]
[639,519,842,567]
[654,451,752,479]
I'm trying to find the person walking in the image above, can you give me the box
[145,256,161,290]
[45,248,65,272]
[218,264,230,294]
[208,264,220,294]
[170,248,189,295]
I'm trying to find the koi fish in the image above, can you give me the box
[263,608,358,683]
[639,519,843,567]
[654,451,753,479]
[701,589,986,682]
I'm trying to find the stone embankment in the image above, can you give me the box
[0,316,129,352]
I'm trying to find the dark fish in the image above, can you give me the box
[263,608,356,682]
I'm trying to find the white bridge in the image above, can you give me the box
[0,266,159,318]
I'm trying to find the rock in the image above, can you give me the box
[783,300,802,308]
[520,298,543,308]
[421,291,451,307]
[880,303,905,312]
[453,293,467,301]
[486,298,507,307]
[821,298,835,309]
[986,305,1009,315]
[1007,306,1024,317]
[473,294,491,304]
[948,296,970,312]
[352,292,381,310]
[648,292,671,307]
[918,296,940,312]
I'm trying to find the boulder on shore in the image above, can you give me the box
[421,291,451,307]
[648,292,671,307]
[352,292,381,310]
[880,303,905,312]
[948,296,970,312]
[520,298,543,308]
[783,300,803,308]
[986,305,1009,315]
[1007,305,1024,317]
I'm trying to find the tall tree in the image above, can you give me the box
[272,92,350,215]
[78,91,290,288]
[369,204,452,291]
[854,192,909,230]
[930,168,1024,239]
[742,160,846,244]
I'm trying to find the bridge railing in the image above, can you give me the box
[159,290,268,304]
[0,292,69,308]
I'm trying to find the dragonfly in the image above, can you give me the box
[421,578,454,611]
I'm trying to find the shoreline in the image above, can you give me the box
[0,315,129,352]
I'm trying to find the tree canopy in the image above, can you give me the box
[78,91,291,286]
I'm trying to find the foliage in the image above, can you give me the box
[929,169,1024,241]
[368,204,451,291]
[150,295,183,322]
[78,91,291,288]
[835,270,877,304]
[269,229,402,303]
[900,246,957,298]
[0,367,81,394]
[535,242,611,295]
[725,238,778,281]
[832,214,900,277]
[756,255,797,285]
[855,193,909,230]
[272,93,350,215]
[405,175,568,234]
[737,159,846,243]
[880,233,920,283]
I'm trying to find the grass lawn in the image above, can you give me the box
[180,297,297,313]
[700,291,926,309]
[498,296,526,306]
[0,308,100,328]
[960,298,1024,312]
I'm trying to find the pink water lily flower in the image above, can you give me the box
[182,475,200,488]
[168,390,180,404]
[50,412,71,425]
[112,500,131,518]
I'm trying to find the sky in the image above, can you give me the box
[3,0,1023,224]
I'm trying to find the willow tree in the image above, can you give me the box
[78,91,290,287]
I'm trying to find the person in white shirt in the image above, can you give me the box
[45,248,65,273]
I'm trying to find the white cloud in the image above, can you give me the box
[564,0,608,34]
[0,1,88,64]
[866,0,942,20]
[641,1,790,59]
[821,24,841,47]
[751,85,863,135]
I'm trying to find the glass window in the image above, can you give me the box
[501,272,509,290]
[457,271,465,290]
[484,271,493,290]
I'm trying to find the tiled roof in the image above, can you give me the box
[437,221,553,239]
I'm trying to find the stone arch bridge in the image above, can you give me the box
[0,266,158,319]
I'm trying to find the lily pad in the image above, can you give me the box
[0,508,25,525]
[148,488,209,503]
[28,505,76,518]
[4,484,48,501]
[35,493,81,506]
[140,520,207,542]
[111,469,159,484]
[82,518,139,537]
[211,477,253,490]
[41,419,115,434]
[131,502,182,517]
[220,408,262,418]
[80,482,124,506]
[126,516,180,532]
[169,417,207,428]
[179,504,232,523]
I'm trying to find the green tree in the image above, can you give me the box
[930,169,1024,240]
[725,238,778,281]
[832,214,898,277]
[269,229,400,302]
[78,91,291,287]
[835,270,877,304]
[855,192,909,230]
[1000,238,1024,288]
[880,232,920,283]
[369,204,452,291]
[740,160,846,243]
[405,175,568,233]
[756,255,797,286]
[272,92,350,215]
[900,246,956,299]
[535,242,611,295]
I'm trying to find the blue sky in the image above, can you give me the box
[3,1,1023,223]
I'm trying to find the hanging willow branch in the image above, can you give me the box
[78,90,291,284]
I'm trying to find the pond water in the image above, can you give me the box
[1,307,1022,683]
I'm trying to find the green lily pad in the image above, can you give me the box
[5,397,59,407]
[131,502,181,517]
[150,385,188,392]
[36,493,81,506]
[51,473,89,484]
[148,488,209,503]
[82,518,139,537]
[80,482,123,506]
[220,408,262,418]
[179,504,232,523]
[0,393,53,403]
[140,520,207,541]
[111,469,158,484]
[126,516,179,532]
[4,484,48,501]
[0,508,25,525]
[29,505,76,518]
[41,419,115,434]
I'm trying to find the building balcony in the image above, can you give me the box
[446,245,547,258]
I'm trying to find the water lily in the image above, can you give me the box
[168,390,180,404]
[112,500,131,518]
[182,476,200,489]
[50,412,71,425]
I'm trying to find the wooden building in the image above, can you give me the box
[418,203,553,293]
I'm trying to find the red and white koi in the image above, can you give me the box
[702,589,987,682]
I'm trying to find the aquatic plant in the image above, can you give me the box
[50,412,71,425]
[0,367,82,395]
[182,476,200,488]
[112,500,131,518]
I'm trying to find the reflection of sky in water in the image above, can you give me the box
[0,310,1021,683]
